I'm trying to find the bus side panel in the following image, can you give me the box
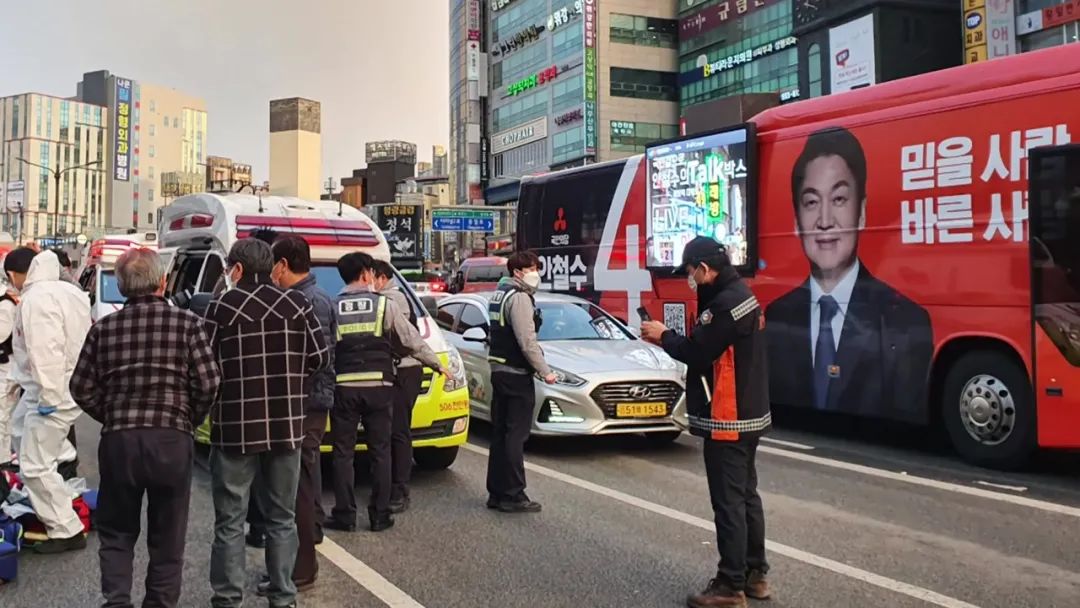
[1034,327,1080,449]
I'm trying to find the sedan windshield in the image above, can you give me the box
[536,301,632,341]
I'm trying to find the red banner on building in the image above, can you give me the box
[1043,0,1080,28]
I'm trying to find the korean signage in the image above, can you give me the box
[507,65,559,96]
[490,0,517,12]
[467,40,481,80]
[681,36,797,86]
[548,1,584,31]
[467,0,481,41]
[4,180,24,213]
[583,0,597,157]
[963,3,988,63]
[114,78,133,181]
[1042,0,1080,28]
[963,0,1014,64]
[829,14,876,93]
[375,204,423,262]
[431,208,496,232]
[491,117,548,155]
[480,137,489,181]
[611,121,637,138]
[366,141,418,165]
[680,0,779,40]
[555,108,584,126]
[492,24,545,57]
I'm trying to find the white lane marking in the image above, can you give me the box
[975,481,1028,493]
[757,445,1080,518]
[317,536,426,608]
[462,444,980,608]
[760,437,816,451]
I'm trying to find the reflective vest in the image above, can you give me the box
[334,291,395,384]
[487,282,541,372]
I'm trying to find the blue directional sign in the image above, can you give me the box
[431,209,496,232]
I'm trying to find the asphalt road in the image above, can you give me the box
[3,414,1079,608]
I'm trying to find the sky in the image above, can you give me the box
[0,0,450,185]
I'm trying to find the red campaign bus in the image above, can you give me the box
[516,44,1080,469]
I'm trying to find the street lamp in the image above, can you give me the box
[16,157,101,240]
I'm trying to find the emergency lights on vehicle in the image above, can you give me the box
[507,66,560,96]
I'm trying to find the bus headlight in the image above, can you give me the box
[443,346,467,393]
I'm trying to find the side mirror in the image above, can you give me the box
[462,326,488,343]
[420,295,439,318]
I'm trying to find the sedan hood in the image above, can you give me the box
[540,340,683,375]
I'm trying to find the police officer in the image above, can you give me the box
[325,252,448,532]
[641,236,772,608]
[485,251,556,514]
[371,259,426,514]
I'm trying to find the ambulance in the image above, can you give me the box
[159,192,470,469]
[76,232,175,323]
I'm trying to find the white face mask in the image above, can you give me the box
[687,274,697,292]
[521,270,542,290]
[223,268,237,291]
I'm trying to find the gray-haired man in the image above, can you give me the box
[71,248,222,608]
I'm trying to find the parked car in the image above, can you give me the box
[449,256,508,294]
[401,268,449,293]
[438,291,687,441]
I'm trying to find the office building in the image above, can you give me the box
[205,155,253,192]
[365,140,417,206]
[678,0,798,134]
[340,168,368,209]
[450,0,486,205]
[0,93,109,241]
[269,97,321,200]
[78,70,207,232]
[1009,2,1079,55]
[433,144,449,175]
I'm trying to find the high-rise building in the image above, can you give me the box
[77,70,207,232]
[0,93,109,241]
[432,144,449,176]
[450,0,486,205]
[364,141,417,206]
[269,97,321,200]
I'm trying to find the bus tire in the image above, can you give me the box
[941,350,1035,470]
[413,446,459,471]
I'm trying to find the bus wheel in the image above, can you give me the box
[414,446,459,471]
[942,351,1035,470]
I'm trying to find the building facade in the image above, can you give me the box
[340,168,367,209]
[77,70,207,232]
[1013,1,1080,52]
[450,0,486,205]
[0,93,109,241]
[365,141,417,206]
[205,155,253,192]
[432,144,450,175]
[269,97,321,200]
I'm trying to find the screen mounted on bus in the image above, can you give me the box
[645,125,755,270]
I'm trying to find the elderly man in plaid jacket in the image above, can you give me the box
[202,238,329,608]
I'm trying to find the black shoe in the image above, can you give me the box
[314,526,324,545]
[389,495,411,514]
[32,533,87,554]
[368,507,395,532]
[486,496,499,509]
[323,519,357,532]
[496,499,542,514]
[257,574,317,596]
[245,530,266,549]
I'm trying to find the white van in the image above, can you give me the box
[159,192,470,469]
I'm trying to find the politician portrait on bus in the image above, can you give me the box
[764,126,934,421]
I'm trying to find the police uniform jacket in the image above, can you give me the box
[660,272,771,442]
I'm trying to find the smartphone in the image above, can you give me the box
[636,306,652,322]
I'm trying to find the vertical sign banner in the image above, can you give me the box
[467,0,481,41]
[376,204,423,263]
[986,0,1016,59]
[114,78,133,181]
[5,181,25,213]
[467,40,481,81]
[828,14,876,93]
[583,0,597,157]
[963,0,988,63]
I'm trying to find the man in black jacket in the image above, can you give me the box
[642,236,772,608]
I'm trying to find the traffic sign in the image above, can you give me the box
[5,181,24,213]
[431,208,496,232]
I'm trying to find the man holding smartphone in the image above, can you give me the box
[485,251,556,514]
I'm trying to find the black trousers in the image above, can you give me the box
[486,371,535,502]
[391,365,423,501]
[703,437,769,588]
[295,411,327,582]
[97,429,193,608]
[330,386,394,522]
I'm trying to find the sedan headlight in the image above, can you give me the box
[443,346,467,392]
[550,367,587,387]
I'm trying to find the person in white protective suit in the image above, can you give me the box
[8,248,91,554]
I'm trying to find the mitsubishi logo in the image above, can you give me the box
[628,385,652,400]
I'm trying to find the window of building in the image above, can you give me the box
[149,124,155,136]
[149,99,156,113]
[148,188,155,202]
[552,76,584,112]
[492,88,548,133]
[610,121,678,153]
[610,14,677,48]
[173,117,179,128]
[494,139,547,178]
[552,126,584,165]
[808,43,823,98]
[552,21,584,61]
[149,145,155,158]
[609,67,678,101]
[163,115,169,127]
[149,166,155,179]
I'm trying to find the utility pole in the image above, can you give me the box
[16,157,100,243]
[324,176,336,199]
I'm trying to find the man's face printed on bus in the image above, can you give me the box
[796,154,866,277]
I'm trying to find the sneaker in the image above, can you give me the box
[388,495,411,514]
[687,578,748,608]
[745,569,771,600]
[32,533,87,555]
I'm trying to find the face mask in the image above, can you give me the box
[223,268,237,291]
[521,270,542,290]
[687,274,697,292]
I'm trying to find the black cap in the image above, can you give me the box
[673,236,728,275]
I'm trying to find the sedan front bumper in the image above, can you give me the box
[527,373,687,437]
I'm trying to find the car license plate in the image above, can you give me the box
[616,402,667,418]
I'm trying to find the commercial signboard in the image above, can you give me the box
[680,35,797,86]
[431,208,496,232]
[114,78,133,181]
[829,14,876,93]
[467,40,481,81]
[374,204,423,262]
[680,0,780,40]
[506,65,560,96]
[1042,0,1080,28]
[4,181,24,213]
[583,0,597,157]
[366,141,418,165]
[467,0,481,41]
[491,117,548,155]
[547,1,584,31]
[963,0,1015,64]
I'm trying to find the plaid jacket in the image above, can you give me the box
[70,296,222,435]
[202,279,329,453]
